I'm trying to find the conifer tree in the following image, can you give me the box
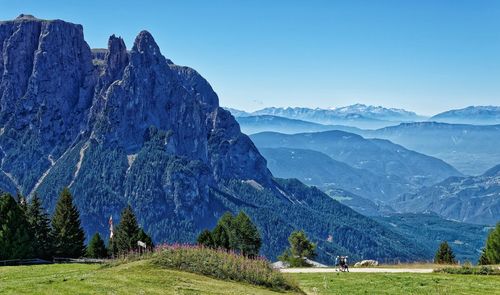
[26,195,53,259]
[211,212,234,250]
[479,222,500,265]
[51,188,86,258]
[86,233,108,258]
[137,228,154,250]
[233,211,261,257]
[197,229,215,248]
[0,194,33,259]
[434,241,457,264]
[112,205,140,255]
[279,230,316,267]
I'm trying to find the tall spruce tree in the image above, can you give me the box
[51,188,85,258]
[112,205,141,255]
[211,212,235,250]
[26,195,53,259]
[434,241,457,264]
[0,194,33,259]
[479,222,500,265]
[137,228,154,250]
[233,211,261,257]
[197,229,215,248]
[86,233,108,258]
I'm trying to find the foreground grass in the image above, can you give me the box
[0,260,300,294]
[293,272,500,295]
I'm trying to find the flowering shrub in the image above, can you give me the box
[152,244,303,292]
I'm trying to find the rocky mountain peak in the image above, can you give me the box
[130,30,166,66]
[15,14,38,21]
[104,34,128,80]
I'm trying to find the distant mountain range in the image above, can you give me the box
[431,106,500,125]
[395,164,500,225]
[251,131,462,198]
[226,105,500,127]
[234,114,500,175]
[225,104,425,129]
[362,122,500,175]
[235,115,361,135]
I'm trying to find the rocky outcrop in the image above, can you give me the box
[0,15,96,192]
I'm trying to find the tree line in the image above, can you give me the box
[0,188,153,261]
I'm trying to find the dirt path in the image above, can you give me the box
[280,267,434,273]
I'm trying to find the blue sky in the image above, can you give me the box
[1,0,499,115]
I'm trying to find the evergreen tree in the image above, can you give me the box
[197,229,215,248]
[0,194,33,259]
[434,241,457,264]
[478,248,490,265]
[26,195,53,259]
[211,222,232,250]
[233,211,261,257]
[137,228,154,250]
[198,211,262,257]
[279,230,316,267]
[112,205,140,255]
[51,188,86,258]
[86,233,108,258]
[479,222,500,265]
[211,212,236,250]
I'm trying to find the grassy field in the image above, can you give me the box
[292,272,500,295]
[2,262,500,294]
[0,261,300,295]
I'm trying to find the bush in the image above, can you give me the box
[435,265,500,275]
[152,244,303,292]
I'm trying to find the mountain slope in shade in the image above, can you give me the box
[251,131,462,198]
[0,15,428,263]
[395,164,500,225]
[362,122,500,175]
[431,106,500,125]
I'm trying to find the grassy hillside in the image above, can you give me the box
[0,261,300,295]
[293,272,500,295]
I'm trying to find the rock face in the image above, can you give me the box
[0,15,428,262]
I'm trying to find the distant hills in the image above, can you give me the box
[233,113,500,176]
[259,147,408,205]
[251,131,462,197]
[395,164,500,225]
[362,122,500,175]
[235,115,361,135]
[227,105,500,128]
[431,106,500,125]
